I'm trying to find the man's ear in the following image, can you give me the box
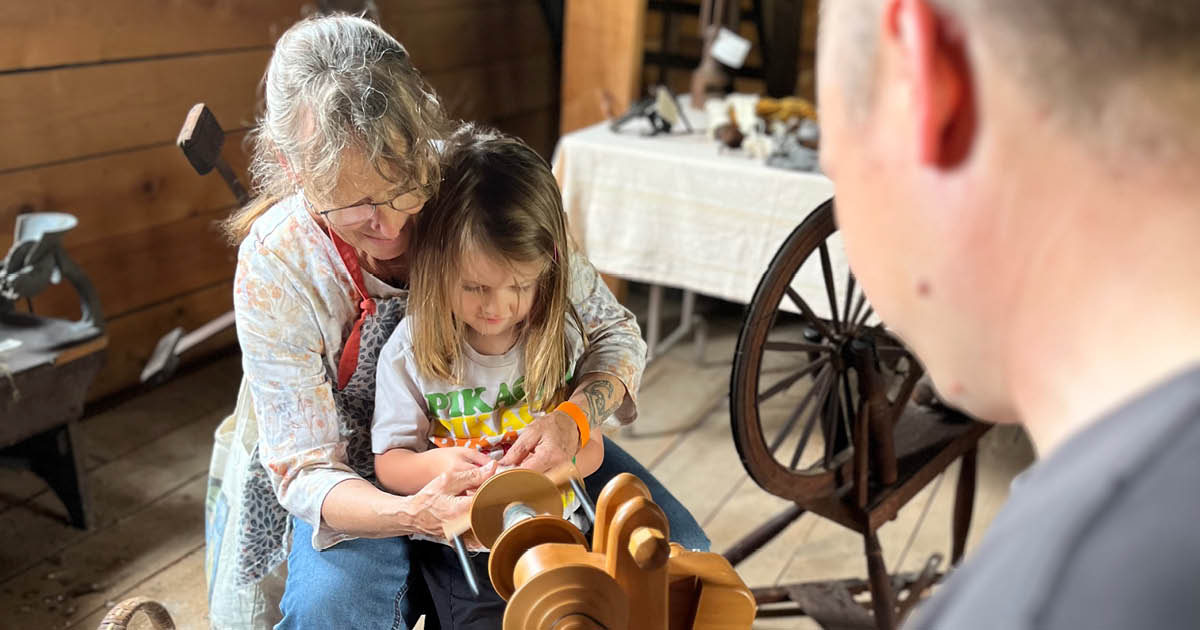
[888,0,976,167]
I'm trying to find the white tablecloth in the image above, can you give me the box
[553,108,845,316]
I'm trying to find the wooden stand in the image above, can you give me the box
[0,314,106,530]
[475,470,757,630]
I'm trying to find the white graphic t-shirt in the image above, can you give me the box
[372,317,585,522]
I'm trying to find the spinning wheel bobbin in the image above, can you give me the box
[470,469,566,547]
[443,468,585,598]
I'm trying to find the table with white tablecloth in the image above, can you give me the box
[553,105,845,359]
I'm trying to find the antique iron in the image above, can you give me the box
[0,212,103,340]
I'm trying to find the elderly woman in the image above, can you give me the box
[204,14,709,629]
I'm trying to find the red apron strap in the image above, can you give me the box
[327,227,377,390]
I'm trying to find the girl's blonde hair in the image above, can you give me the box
[224,14,450,243]
[408,125,585,416]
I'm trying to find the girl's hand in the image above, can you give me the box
[498,412,580,473]
[423,446,495,476]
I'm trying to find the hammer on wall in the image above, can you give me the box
[177,103,250,205]
[140,104,245,385]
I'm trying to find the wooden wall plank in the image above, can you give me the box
[0,48,556,174]
[430,54,557,124]
[0,133,249,252]
[0,49,268,171]
[28,208,234,324]
[494,108,557,159]
[0,1,563,400]
[0,1,301,72]
[382,0,550,74]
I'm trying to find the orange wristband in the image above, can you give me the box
[555,401,590,448]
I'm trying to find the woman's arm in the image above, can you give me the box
[236,247,366,547]
[574,433,605,477]
[567,373,627,433]
[565,253,647,427]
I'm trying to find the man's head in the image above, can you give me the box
[817,0,1200,422]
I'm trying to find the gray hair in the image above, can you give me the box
[229,14,449,240]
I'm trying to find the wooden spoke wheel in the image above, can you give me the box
[730,199,925,504]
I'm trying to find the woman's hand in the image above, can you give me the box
[404,460,498,540]
[498,412,580,473]
[499,373,627,473]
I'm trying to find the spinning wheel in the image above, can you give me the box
[726,198,990,629]
[731,199,921,503]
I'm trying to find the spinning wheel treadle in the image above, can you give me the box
[726,198,990,630]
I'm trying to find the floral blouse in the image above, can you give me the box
[233,194,645,549]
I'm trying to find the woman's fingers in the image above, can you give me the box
[517,447,565,474]
[437,460,498,496]
[499,431,537,466]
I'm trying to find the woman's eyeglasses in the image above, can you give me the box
[308,186,428,226]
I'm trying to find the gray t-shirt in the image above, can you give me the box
[371,317,586,535]
[908,366,1200,629]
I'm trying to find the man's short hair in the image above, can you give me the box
[824,0,1200,158]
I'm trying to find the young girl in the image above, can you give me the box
[371,127,605,626]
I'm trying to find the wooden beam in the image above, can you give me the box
[560,0,647,134]
[0,0,302,72]
[0,49,269,171]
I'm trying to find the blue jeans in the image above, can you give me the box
[276,440,709,629]
[278,519,420,630]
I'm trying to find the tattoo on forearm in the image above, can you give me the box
[579,379,619,428]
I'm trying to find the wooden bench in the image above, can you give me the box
[0,314,106,529]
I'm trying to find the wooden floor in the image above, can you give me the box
[0,312,1035,629]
